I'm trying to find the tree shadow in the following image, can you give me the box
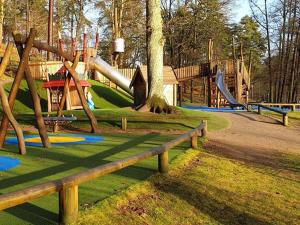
[91,85,132,108]
[1,133,184,224]
[155,177,272,225]
[233,112,281,125]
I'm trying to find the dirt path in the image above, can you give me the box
[205,112,300,169]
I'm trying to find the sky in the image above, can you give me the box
[231,0,252,23]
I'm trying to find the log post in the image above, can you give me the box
[64,61,97,133]
[179,84,182,106]
[283,114,288,126]
[53,52,80,132]
[14,29,50,148]
[0,85,26,155]
[121,117,127,131]
[292,105,296,112]
[158,151,168,173]
[190,79,193,103]
[258,106,262,115]
[191,134,198,149]
[0,30,50,148]
[216,88,220,108]
[59,185,78,225]
[0,43,13,79]
[201,120,208,137]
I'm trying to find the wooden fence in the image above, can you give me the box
[248,103,288,126]
[0,121,207,225]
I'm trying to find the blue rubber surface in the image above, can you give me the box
[5,134,104,147]
[0,156,20,171]
[182,106,245,112]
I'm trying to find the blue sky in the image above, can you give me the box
[231,0,252,23]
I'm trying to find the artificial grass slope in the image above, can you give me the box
[77,149,300,225]
[0,79,132,114]
[0,133,189,225]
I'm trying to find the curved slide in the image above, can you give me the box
[216,69,245,108]
[88,56,133,95]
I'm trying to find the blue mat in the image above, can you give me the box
[0,156,20,171]
[182,106,245,112]
[5,134,104,147]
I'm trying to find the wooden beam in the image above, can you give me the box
[0,30,44,148]
[14,29,50,148]
[53,52,80,132]
[64,61,98,133]
[0,43,13,79]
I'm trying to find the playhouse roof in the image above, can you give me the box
[43,80,91,88]
[129,65,178,88]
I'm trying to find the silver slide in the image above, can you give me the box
[88,56,133,95]
[216,69,240,105]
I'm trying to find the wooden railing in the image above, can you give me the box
[0,121,207,225]
[248,103,288,126]
[254,103,300,112]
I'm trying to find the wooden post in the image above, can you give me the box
[258,106,262,115]
[83,28,87,62]
[14,29,50,148]
[201,120,208,137]
[95,32,99,50]
[283,114,288,126]
[292,105,296,111]
[190,79,193,103]
[53,53,80,132]
[121,117,127,131]
[59,185,78,225]
[191,135,197,149]
[47,0,54,60]
[158,151,168,173]
[0,30,51,148]
[179,84,182,106]
[64,61,98,133]
[216,88,220,108]
[207,77,212,107]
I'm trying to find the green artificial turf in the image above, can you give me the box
[0,79,132,114]
[0,133,192,225]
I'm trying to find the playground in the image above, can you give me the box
[0,0,299,225]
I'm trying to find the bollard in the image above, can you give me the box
[283,114,288,126]
[201,120,208,137]
[59,185,78,225]
[121,117,127,131]
[258,106,262,115]
[191,134,198,149]
[158,151,169,173]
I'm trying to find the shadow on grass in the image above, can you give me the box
[156,177,272,225]
[91,85,132,108]
[1,133,182,224]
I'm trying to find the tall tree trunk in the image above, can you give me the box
[264,0,273,102]
[0,0,4,43]
[145,0,168,112]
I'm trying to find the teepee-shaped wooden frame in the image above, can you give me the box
[0,29,97,155]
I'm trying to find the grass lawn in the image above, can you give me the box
[0,133,193,225]
[77,149,300,225]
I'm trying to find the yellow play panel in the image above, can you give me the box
[26,136,85,143]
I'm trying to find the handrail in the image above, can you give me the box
[249,102,299,112]
[248,103,288,126]
[0,121,207,225]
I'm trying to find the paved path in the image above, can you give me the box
[205,112,300,168]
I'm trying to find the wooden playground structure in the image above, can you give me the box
[0,28,98,155]
[174,40,250,108]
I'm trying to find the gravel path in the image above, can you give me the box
[205,112,300,168]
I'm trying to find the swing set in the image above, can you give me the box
[0,28,97,155]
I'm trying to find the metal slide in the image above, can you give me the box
[88,56,133,95]
[215,69,242,107]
